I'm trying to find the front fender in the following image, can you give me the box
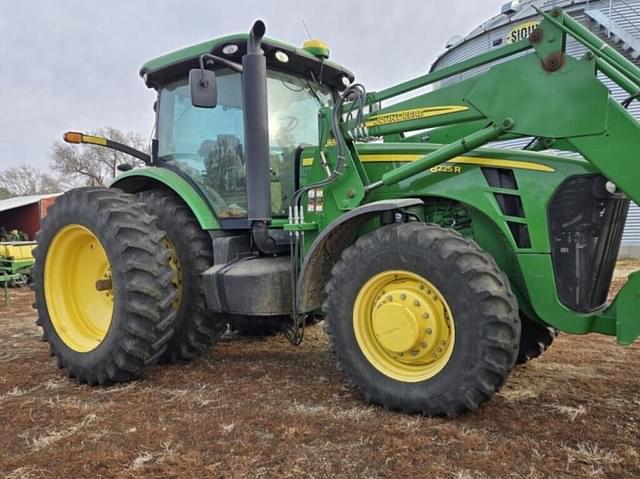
[110,167,220,230]
[297,198,423,313]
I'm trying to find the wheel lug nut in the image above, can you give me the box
[387,295,393,301]
[426,328,432,334]
[411,351,418,356]
[400,294,406,300]
[421,342,427,348]
[414,300,420,307]
[423,313,430,319]
[432,353,437,358]
[440,340,446,346]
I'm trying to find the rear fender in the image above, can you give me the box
[110,168,220,229]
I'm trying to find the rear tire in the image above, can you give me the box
[323,223,520,416]
[136,189,225,362]
[33,188,176,384]
[516,313,557,365]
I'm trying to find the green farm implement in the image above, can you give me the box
[33,8,640,415]
[1,242,36,304]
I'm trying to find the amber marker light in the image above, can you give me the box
[63,131,83,144]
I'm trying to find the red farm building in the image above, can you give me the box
[0,194,60,241]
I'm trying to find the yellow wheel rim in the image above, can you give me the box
[44,224,114,352]
[353,270,455,383]
[163,238,182,310]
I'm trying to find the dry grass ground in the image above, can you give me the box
[1,262,639,478]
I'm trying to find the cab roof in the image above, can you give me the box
[140,33,355,91]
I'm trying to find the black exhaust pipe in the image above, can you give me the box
[243,20,270,224]
[242,20,283,254]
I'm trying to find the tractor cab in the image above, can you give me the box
[141,33,354,224]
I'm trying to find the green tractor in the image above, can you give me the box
[34,9,640,415]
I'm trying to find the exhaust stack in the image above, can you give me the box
[242,20,284,254]
[242,20,271,224]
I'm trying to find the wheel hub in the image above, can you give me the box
[353,270,455,382]
[372,290,422,353]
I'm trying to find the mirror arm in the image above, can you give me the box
[199,54,243,74]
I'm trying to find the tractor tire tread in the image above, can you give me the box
[516,314,558,365]
[136,189,223,363]
[34,188,176,384]
[323,222,520,416]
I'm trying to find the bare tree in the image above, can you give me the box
[0,164,61,196]
[50,127,148,187]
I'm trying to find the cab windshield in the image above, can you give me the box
[157,69,332,218]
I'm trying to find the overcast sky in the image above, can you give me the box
[0,0,506,171]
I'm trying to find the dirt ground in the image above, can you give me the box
[1,262,639,479]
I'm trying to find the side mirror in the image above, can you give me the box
[189,69,217,108]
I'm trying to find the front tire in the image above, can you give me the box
[324,223,520,416]
[33,188,177,384]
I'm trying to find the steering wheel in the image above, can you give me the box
[280,115,299,133]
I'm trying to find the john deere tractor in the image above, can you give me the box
[34,9,640,415]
